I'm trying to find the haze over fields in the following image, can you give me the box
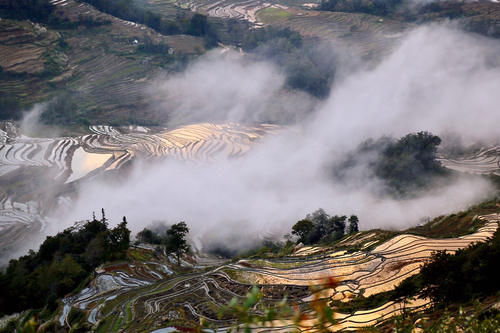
[1,0,500,331]
[54,24,499,251]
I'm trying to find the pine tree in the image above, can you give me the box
[348,215,359,234]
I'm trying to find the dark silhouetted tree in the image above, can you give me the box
[348,215,359,234]
[291,219,314,244]
[164,222,190,266]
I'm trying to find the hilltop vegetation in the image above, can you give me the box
[137,221,191,265]
[0,203,498,332]
[291,209,359,244]
[337,131,449,197]
[0,210,130,316]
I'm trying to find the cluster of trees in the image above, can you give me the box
[0,209,130,315]
[319,0,403,17]
[242,26,336,98]
[40,91,92,126]
[373,131,447,196]
[291,209,359,245]
[137,221,190,265]
[420,227,500,306]
[241,26,302,51]
[336,131,447,197]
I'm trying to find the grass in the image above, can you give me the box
[256,7,291,24]
[405,199,499,238]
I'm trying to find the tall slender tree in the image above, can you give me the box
[164,222,190,266]
[348,215,359,234]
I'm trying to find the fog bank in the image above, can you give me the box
[56,25,499,249]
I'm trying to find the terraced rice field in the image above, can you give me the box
[0,122,280,260]
[1,0,205,122]
[176,0,278,24]
[60,213,499,332]
[175,0,409,58]
[0,122,279,183]
[438,146,500,176]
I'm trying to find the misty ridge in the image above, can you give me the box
[42,23,499,253]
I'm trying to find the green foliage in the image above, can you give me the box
[374,131,445,195]
[241,26,302,51]
[0,210,131,315]
[188,13,218,47]
[388,226,500,311]
[219,277,339,332]
[291,219,314,244]
[385,306,500,333]
[406,200,499,239]
[257,7,291,24]
[291,209,356,245]
[136,228,164,245]
[241,27,335,99]
[419,228,500,306]
[347,215,359,234]
[164,221,190,266]
[337,131,448,196]
[40,91,92,126]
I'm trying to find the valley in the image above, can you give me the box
[1,0,500,332]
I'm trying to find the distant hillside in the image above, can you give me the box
[1,0,499,127]
[0,0,209,125]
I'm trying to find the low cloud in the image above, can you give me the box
[55,24,499,251]
[147,50,317,125]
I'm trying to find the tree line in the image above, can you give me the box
[336,131,448,197]
[291,209,359,245]
[136,221,190,266]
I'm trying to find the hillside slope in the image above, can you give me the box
[0,0,206,124]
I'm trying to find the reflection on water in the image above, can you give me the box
[67,147,112,183]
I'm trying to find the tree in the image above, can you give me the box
[107,216,131,258]
[291,219,314,244]
[137,228,163,244]
[0,212,131,315]
[348,215,359,234]
[331,215,347,240]
[374,131,445,195]
[164,222,190,266]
